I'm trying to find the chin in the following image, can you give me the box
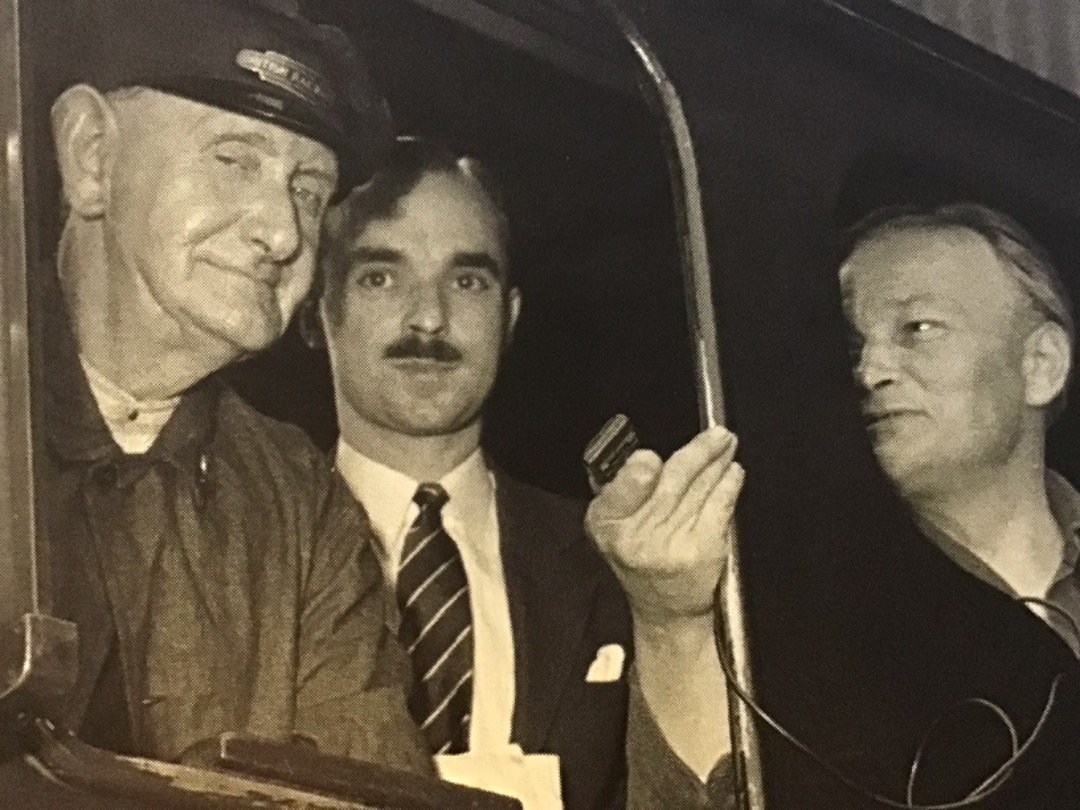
[391,409,479,439]
[222,313,288,353]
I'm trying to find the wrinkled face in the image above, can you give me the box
[323,171,520,439]
[105,90,337,358]
[840,226,1037,497]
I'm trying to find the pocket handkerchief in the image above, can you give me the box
[585,643,626,683]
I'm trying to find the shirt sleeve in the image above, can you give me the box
[293,472,434,776]
[626,669,737,810]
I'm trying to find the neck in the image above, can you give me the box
[61,222,229,399]
[908,453,1063,597]
[339,414,482,483]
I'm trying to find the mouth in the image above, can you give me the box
[862,408,920,429]
[204,258,283,289]
[389,358,461,373]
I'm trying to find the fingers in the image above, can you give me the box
[587,427,741,556]
[646,426,737,526]
[688,461,745,555]
[631,461,745,575]
[584,428,746,625]
[665,431,738,530]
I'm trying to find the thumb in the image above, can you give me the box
[587,449,663,523]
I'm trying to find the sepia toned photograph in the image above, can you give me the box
[2,1,1079,808]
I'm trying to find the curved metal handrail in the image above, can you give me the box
[592,2,766,808]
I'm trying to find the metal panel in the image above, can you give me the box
[0,0,74,715]
[0,0,36,631]
[891,0,1080,99]
[398,0,636,93]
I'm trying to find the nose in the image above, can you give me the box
[853,338,899,392]
[244,180,302,263]
[404,280,448,335]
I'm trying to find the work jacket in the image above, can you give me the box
[40,288,431,772]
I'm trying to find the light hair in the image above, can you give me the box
[840,202,1075,421]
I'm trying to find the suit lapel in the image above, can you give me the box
[496,470,601,752]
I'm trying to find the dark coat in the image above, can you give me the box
[40,290,430,772]
[627,498,1080,810]
[495,471,632,810]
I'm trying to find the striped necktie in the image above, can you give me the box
[396,483,474,754]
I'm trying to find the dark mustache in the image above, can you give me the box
[384,334,464,363]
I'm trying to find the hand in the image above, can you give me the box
[586,426,745,627]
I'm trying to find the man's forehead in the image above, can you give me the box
[352,183,502,248]
[345,229,503,266]
[840,226,1019,305]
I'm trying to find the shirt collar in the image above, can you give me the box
[335,440,418,551]
[334,439,494,580]
[441,448,496,550]
[80,354,180,454]
[934,470,1080,596]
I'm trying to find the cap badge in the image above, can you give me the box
[236,49,333,109]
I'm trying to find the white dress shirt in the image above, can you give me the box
[335,440,516,752]
[81,354,179,454]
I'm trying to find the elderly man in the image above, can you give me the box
[36,0,428,771]
[588,202,1080,808]
[315,138,631,810]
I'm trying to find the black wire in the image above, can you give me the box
[713,580,1066,809]
[906,697,1017,805]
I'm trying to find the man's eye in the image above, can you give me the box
[356,269,391,289]
[902,320,944,341]
[213,150,257,175]
[454,273,491,292]
[291,182,325,215]
[846,334,865,362]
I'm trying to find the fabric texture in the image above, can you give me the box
[625,473,1080,810]
[494,470,632,810]
[397,483,475,754]
[41,285,431,774]
[625,675,735,810]
[338,447,632,810]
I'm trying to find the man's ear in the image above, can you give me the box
[50,84,118,217]
[503,287,522,350]
[1023,320,1072,408]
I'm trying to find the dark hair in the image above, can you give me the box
[315,136,510,327]
[840,201,1075,421]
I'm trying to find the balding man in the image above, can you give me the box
[588,202,1080,808]
[316,137,631,810]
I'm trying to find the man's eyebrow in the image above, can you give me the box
[896,293,964,311]
[207,131,277,153]
[206,132,336,182]
[451,251,505,279]
[347,246,404,264]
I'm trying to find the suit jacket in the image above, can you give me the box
[495,470,632,810]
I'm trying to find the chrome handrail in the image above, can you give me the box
[595,2,767,807]
[0,0,78,716]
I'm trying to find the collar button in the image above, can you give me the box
[92,463,118,489]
